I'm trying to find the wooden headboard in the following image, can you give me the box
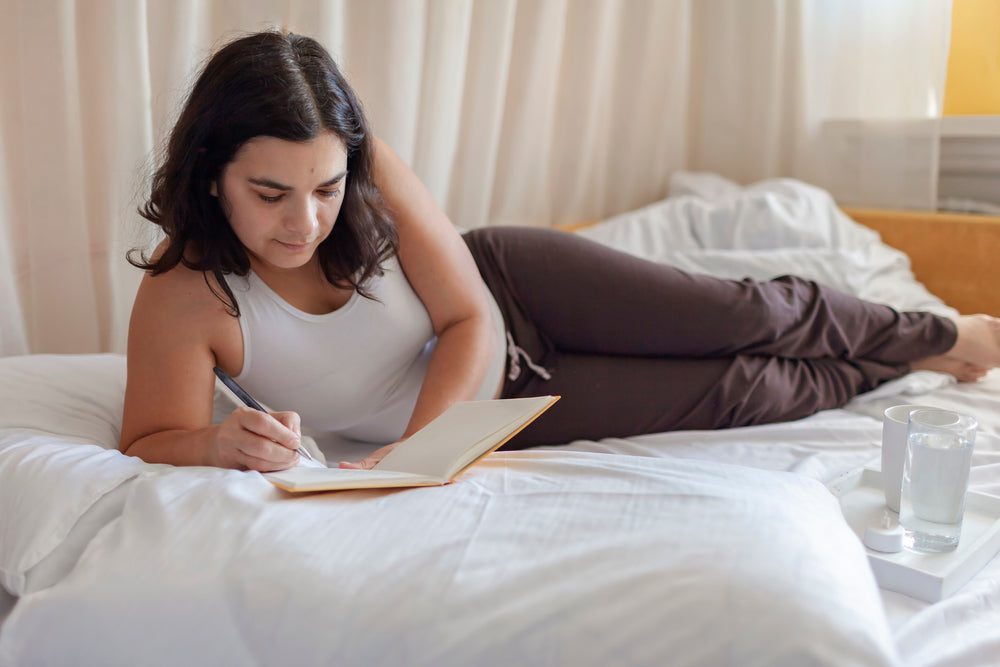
[842,208,1000,317]
[560,209,1000,316]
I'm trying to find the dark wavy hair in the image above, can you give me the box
[130,30,398,315]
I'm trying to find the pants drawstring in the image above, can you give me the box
[506,332,552,382]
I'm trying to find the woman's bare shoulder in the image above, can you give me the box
[133,240,228,307]
[128,249,241,359]
[134,262,227,317]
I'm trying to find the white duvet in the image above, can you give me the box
[2,174,999,666]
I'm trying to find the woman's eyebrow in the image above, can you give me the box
[248,170,348,191]
[248,177,292,191]
[318,171,348,188]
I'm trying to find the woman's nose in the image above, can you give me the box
[285,197,319,237]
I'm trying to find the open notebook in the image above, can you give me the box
[265,395,559,492]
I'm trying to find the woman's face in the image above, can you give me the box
[213,131,349,275]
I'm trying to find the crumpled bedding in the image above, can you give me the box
[2,174,998,666]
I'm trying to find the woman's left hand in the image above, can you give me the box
[339,440,403,470]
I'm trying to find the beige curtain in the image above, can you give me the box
[0,0,951,356]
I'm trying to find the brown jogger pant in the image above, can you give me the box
[462,226,957,448]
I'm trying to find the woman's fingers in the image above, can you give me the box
[236,408,300,448]
[340,441,401,470]
[269,411,302,439]
[216,407,302,470]
[236,445,298,472]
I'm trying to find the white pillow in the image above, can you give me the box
[0,354,143,595]
[0,353,128,447]
[582,173,954,317]
[0,452,901,665]
[0,433,147,595]
[0,353,317,597]
[0,353,249,448]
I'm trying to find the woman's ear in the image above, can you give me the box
[210,181,218,197]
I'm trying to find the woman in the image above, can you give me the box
[120,30,1000,472]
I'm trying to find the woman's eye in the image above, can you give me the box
[258,193,284,203]
[317,189,341,199]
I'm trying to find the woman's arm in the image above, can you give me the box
[372,139,500,440]
[119,268,302,470]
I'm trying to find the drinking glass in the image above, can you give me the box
[899,409,977,553]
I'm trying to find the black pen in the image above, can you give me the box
[212,366,316,462]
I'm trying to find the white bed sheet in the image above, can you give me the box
[0,445,901,666]
[2,174,999,665]
[2,363,998,666]
[550,383,1000,667]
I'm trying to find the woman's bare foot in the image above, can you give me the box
[947,314,1000,368]
[911,355,989,383]
[911,314,1000,382]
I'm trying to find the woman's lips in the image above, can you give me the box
[277,240,312,252]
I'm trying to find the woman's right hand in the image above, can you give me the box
[212,407,303,472]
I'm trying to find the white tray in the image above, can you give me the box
[828,467,1000,602]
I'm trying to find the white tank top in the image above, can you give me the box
[228,257,507,444]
